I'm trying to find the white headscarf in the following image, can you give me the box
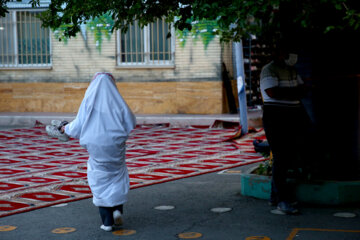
[65,72,136,162]
[65,73,136,207]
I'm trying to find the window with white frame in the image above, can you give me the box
[117,19,175,67]
[0,10,51,68]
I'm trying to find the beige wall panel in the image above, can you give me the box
[0,84,13,98]
[17,99,42,112]
[42,99,65,112]
[117,82,178,114]
[61,99,83,113]
[63,83,89,100]
[0,81,224,114]
[12,83,62,99]
[0,99,15,111]
[176,82,223,114]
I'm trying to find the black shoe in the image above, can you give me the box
[269,199,298,207]
[277,201,299,214]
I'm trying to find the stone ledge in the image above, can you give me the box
[0,111,263,128]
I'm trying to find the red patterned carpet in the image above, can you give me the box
[0,123,266,218]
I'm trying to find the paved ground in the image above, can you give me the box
[1,162,359,240]
[0,117,359,240]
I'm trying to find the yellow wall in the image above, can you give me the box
[0,32,234,114]
[0,81,224,114]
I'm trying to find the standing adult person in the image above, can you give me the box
[260,40,310,214]
[60,72,136,231]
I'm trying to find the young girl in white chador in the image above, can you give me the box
[55,72,136,231]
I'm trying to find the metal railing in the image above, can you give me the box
[117,19,175,67]
[0,10,51,68]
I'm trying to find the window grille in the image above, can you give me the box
[117,19,174,67]
[0,10,51,68]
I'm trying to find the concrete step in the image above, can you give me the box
[0,111,263,128]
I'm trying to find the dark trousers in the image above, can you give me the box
[263,104,311,203]
[98,205,123,226]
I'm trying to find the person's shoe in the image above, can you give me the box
[100,225,112,232]
[45,125,69,142]
[113,210,123,226]
[277,201,299,214]
[269,199,298,207]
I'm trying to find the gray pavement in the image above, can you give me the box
[0,116,360,240]
[1,162,359,240]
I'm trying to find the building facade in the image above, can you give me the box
[0,2,237,114]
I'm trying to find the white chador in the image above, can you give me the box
[65,73,136,207]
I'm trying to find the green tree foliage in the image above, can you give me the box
[86,13,114,51]
[53,14,114,52]
[176,19,218,49]
[1,0,359,42]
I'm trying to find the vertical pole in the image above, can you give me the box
[13,11,18,65]
[233,41,248,135]
[135,22,138,63]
